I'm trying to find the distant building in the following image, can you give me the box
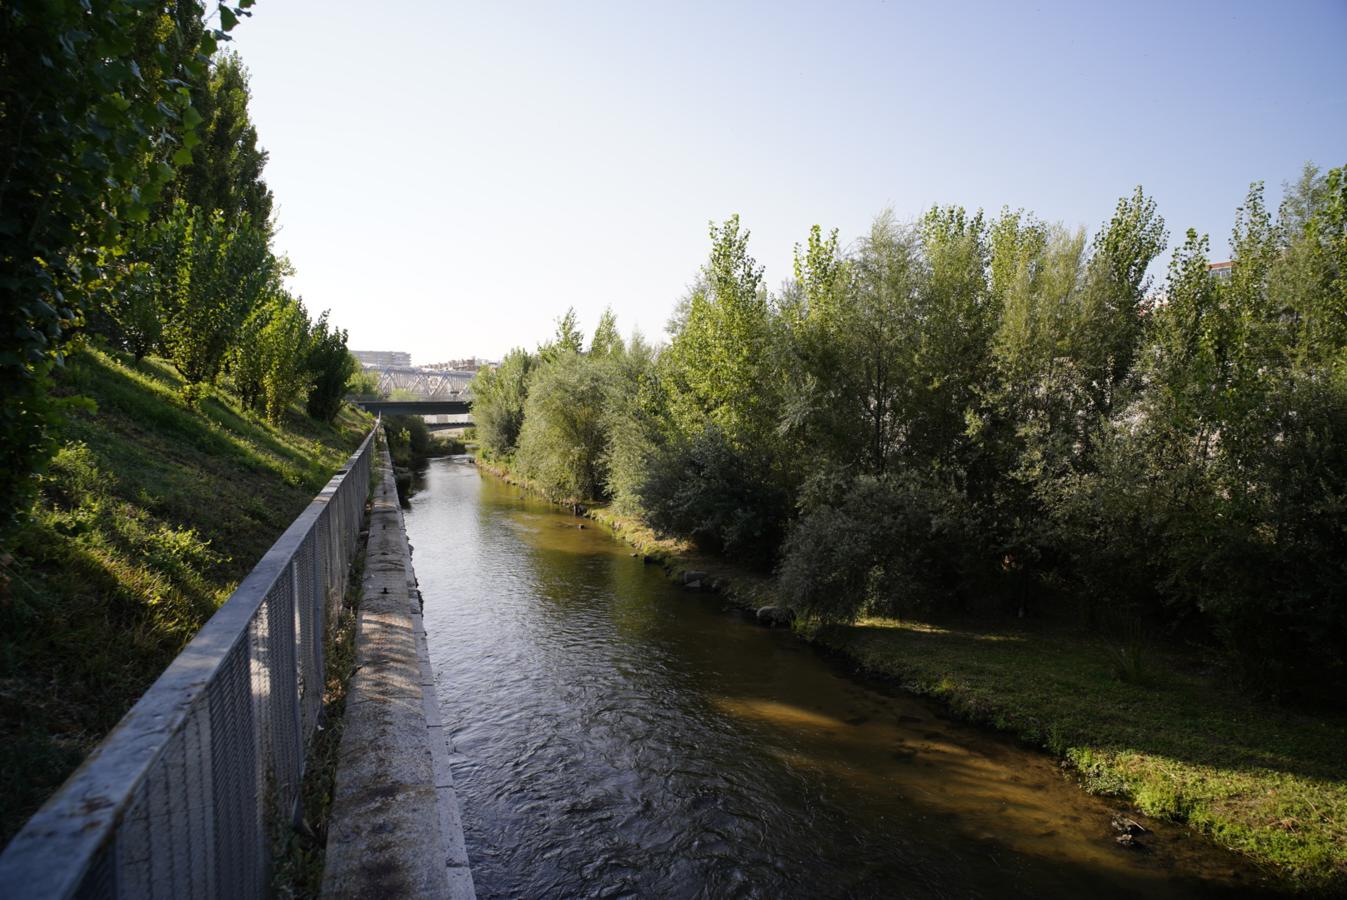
[351,350,412,368]
[425,357,495,372]
[1208,261,1234,283]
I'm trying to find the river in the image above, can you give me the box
[405,456,1264,899]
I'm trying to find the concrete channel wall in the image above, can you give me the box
[321,440,475,899]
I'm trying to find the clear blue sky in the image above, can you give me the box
[229,0,1347,364]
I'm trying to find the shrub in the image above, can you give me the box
[639,424,791,568]
[777,469,983,622]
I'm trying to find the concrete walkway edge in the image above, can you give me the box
[320,439,475,898]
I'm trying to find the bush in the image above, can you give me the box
[639,424,791,568]
[777,469,983,622]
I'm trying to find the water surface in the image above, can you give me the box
[408,457,1263,899]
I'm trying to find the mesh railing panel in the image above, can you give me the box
[0,426,377,900]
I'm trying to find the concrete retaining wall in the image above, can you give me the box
[321,440,474,899]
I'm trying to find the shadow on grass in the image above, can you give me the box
[824,620,1347,786]
[0,349,372,848]
[67,352,362,493]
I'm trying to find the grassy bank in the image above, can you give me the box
[478,455,1347,893]
[812,620,1347,892]
[0,349,371,846]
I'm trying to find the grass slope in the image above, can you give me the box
[0,349,371,846]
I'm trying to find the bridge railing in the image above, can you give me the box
[0,425,379,899]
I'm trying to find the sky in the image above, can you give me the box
[228,0,1347,365]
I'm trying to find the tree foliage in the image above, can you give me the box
[495,168,1347,700]
[516,351,618,501]
[157,203,276,384]
[166,50,273,227]
[305,312,356,422]
[470,348,536,458]
[0,0,245,530]
[0,0,355,535]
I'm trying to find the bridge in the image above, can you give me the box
[353,399,474,431]
[355,399,471,416]
[369,365,474,401]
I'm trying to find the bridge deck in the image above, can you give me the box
[356,399,472,416]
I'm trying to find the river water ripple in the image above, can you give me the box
[408,457,1264,899]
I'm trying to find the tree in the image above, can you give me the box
[470,348,535,457]
[231,292,311,423]
[1072,187,1167,416]
[603,330,659,513]
[0,0,247,531]
[589,307,624,357]
[646,215,796,563]
[1274,165,1347,367]
[543,307,585,358]
[346,360,381,399]
[305,312,355,422]
[258,296,311,424]
[165,50,273,228]
[158,203,277,384]
[660,215,777,443]
[515,351,618,500]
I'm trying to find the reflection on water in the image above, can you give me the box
[407,458,1264,899]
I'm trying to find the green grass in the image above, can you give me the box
[0,348,372,846]
[808,618,1347,893]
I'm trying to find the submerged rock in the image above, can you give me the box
[756,606,796,628]
[1111,815,1147,836]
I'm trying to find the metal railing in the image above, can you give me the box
[0,426,378,899]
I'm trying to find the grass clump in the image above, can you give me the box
[0,348,371,846]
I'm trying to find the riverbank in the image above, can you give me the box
[473,455,1346,894]
[0,349,372,846]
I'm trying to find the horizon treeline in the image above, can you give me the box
[1,2,357,534]
[473,163,1347,704]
